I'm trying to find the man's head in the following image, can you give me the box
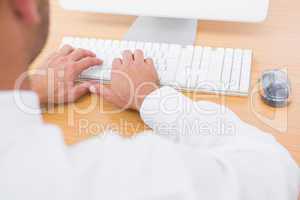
[0,0,50,89]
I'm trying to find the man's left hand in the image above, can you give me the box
[30,45,102,104]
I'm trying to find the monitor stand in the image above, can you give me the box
[124,17,198,46]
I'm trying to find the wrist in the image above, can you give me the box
[33,89,48,104]
[30,82,48,105]
[135,85,160,111]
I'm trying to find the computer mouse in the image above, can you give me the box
[259,69,291,107]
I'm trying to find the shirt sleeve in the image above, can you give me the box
[140,86,272,146]
[140,86,300,200]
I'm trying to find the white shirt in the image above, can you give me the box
[0,87,299,200]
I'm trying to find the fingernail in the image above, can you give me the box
[89,85,96,93]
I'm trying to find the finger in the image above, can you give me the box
[74,57,102,75]
[145,58,159,80]
[89,83,110,95]
[46,51,61,62]
[112,58,122,66]
[112,58,122,70]
[69,81,91,102]
[145,58,154,65]
[122,50,133,64]
[59,45,74,56]
[89,84,125,108]
[69,48,96,61]
[133,50,144,63]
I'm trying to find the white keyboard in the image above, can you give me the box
[62,36,253,96]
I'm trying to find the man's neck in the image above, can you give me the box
[0,9,29,91]
[0,55,30,91]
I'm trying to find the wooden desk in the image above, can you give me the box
[33,0,300,165]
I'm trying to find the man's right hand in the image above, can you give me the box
[89,50,160,111]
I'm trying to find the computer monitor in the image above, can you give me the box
[59,0,269,45]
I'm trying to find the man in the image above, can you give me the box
[0,0,299,200]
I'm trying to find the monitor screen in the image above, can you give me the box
[59,0,269,23]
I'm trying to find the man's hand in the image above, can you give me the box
[89,50,160,111]
[30,45,102,104]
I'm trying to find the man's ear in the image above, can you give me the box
[12,0,40,24]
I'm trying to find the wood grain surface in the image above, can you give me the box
[32,0,300,165]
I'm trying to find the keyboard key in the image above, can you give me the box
[97,40,105,49]
[120,41,129,52]
[168,44,181,58]
[240,50,253,93]
[198,47,212,85]
[104,40,112,50]
[176,47,193,86]
[221,48,234,90]
[192,46,203,68]
[128,41,136,51]
[175,64,189,87]
[152,43,160,53]
[112,40,120,50]
[230,49,243,91]
[181,46,194,68]
[61,37,73,46]
[136,42,145,51]
[161,43,169,54]
[206,48,224,89]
